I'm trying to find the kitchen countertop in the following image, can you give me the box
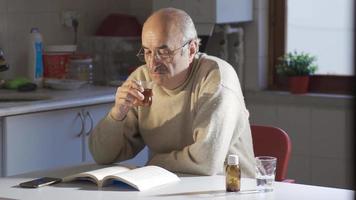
[0,85,116,117]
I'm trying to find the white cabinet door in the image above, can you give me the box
[4,108,83,176]
[3,103,148,176]
[81,103,113,162]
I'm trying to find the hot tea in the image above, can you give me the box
[138,80,153,107]
[142,88,152,106]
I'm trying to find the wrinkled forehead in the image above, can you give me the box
[142,17,182,49]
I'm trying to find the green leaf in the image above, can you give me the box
[276,51,318,76]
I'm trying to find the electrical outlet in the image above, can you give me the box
[61,11,80,28]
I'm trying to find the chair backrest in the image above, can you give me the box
[251,125,292,181]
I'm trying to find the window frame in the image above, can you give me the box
[268,0,354,95]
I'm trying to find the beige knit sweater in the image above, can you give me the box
[89,53,255,177]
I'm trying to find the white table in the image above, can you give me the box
[0,164,353,200]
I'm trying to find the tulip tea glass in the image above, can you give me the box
[138,80,153,107]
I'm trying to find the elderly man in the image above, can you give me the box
[89,8,255,177]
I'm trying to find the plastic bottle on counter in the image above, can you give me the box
[28,27,44,87]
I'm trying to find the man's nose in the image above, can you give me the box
[147,53,161,68]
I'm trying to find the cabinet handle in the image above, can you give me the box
[85,111,94,136]
[76,112,85,137]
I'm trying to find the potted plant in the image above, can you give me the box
[276,51,317,94]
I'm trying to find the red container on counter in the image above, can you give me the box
[43,45,76,79]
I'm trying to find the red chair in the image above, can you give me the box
[251,125,295,183]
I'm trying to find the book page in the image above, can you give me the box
[104,166,180,191]
[63,165,130,184]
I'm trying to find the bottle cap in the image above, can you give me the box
[30,27,39,33]
[227,154,239,165]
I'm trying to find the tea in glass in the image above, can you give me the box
[139,80,153,106]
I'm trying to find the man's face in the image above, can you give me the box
[141,28,192,89]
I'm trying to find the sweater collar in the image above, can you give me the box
[159,53,205,95]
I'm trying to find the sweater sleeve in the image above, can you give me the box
[89,107,145,165]
[148,85,243,175]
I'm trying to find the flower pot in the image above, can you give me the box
[288,76,309,94]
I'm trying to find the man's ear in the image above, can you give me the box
[188,40,198,63]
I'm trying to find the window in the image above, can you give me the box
[269,0,354,94]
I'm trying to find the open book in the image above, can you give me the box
[62,165,180,191]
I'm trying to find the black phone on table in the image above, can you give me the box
[19,177,62,188]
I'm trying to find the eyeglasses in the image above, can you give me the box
[136,40,191,63]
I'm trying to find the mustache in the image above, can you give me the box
[149,64,167,74]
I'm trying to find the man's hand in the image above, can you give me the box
[110,79,144,121]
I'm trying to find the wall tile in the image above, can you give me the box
[343,110,353,159]
[6,42,27,77]
[107,0,130,14]
[29,13,53,37]
[129,0,153,22]
[85,0,110,12]
[277,105,311,156]
[8,0,51,13]
[60,0,85,12]
[81,11,107,37]
[0,0,7,12]
[5,12,52,76]
[5,13,30,76]
[31,13,74,46]
[243,21,258,59]
[0,12,6,48]
[130,0,152,12]
[311,157,353,189]
[288,155,311,184]
[311,108,346,159]
[243,55,259,91]
[247,103,278,126]
[7,0,26,13]
[47,0,62,12]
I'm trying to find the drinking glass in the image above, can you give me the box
[138,80,153,106]
[255,156,277,192]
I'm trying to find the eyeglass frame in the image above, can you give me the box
[136,40,192,63]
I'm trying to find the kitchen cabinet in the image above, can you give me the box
[2,103,113,176]
[153,0,253,35]
[153,0,252,23]
[2,101,149,177]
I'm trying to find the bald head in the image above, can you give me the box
[143,8,198,44]
[140,8,200,89]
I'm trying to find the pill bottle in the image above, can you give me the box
[225,154,241,192]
